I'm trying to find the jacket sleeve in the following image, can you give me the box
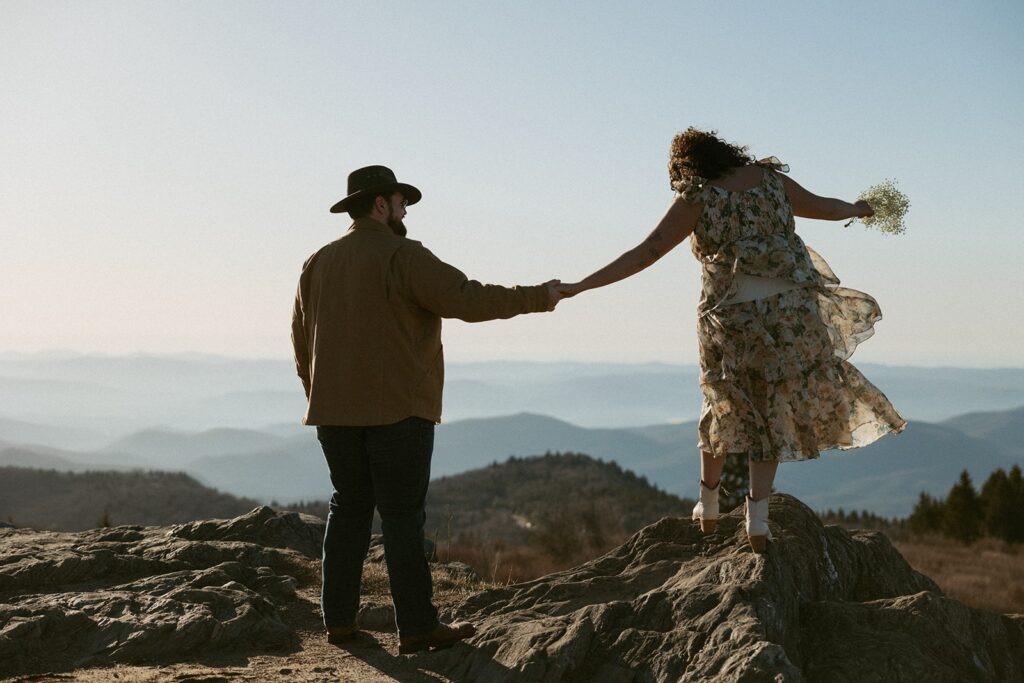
[291,270,312,399]
[400,244,549,322]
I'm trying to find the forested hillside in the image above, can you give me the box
[0,467,259,531]
[286,452,694,580]
[425,452,692,545]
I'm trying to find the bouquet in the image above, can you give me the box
[846,179,910,235]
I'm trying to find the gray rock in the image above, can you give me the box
[0,507,323,678]
[169,505,326,559]
[441,561,484,585]
[4,494,1021,682]
[366,533,437,563]
[0,524,312,597]
[357,602,397,632]
[426,494,1024,682]
[799,592,1024,682]
[0,562,294,676]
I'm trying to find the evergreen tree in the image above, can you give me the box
[1007,465,1024,543]
[979,468,1015,542]
[942,470,982,544]
[907,492,944,535]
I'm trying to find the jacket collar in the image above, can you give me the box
[349,217,393,234]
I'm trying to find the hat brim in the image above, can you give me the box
[330,182,422,214]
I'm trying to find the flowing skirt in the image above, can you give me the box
[696,283,906,462]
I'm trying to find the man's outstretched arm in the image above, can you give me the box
[401,245,558,322]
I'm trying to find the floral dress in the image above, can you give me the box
[677,160,906,462]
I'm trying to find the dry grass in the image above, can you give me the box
[442,532,630,585]
[446,540,562,585]
[896,537,1024,615]
[361,559,492,606]
[360,560,393,596]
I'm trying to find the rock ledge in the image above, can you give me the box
[426,494,1024,682]
[0,506,320,678]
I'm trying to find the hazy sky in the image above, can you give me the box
[3,1,1022,367]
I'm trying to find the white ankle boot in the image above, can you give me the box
[745,495,773,553]
[691,480,720,533]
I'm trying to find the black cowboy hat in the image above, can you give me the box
[329,165,422,214]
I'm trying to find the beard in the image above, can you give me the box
[385,203,407,237]
[388,217,407,237]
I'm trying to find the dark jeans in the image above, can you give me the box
[316,417,439,637]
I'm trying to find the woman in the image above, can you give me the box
[557,128,906,552]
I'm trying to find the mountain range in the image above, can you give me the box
[3,354,1024,436]
[3,353,1023,517]
[2,405,1021,518]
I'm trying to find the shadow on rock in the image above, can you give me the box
[334,632,521,683]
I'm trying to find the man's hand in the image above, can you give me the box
[543,279,563,311]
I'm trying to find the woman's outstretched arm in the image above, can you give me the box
[778,173,874,221]
[558,198,701,298]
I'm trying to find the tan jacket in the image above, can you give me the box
[292,218,550,426]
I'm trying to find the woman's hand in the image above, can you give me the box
[555,282,586,299]
[852,200,874,218]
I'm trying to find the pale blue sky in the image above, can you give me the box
[2,1,1022,366]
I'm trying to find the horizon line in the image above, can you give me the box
[1,349,1023,371]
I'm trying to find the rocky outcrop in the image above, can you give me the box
[3,497,1022,681]
[427,494,1024,682]
[170,504,325,559]
[0,506,322,678]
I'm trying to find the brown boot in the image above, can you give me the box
[326,623,359,645]
[398,621,476,654]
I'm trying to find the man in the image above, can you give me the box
[291,165,559,654]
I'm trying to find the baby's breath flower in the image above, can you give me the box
[848,179,910,235]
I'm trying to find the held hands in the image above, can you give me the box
[540,280,588,311]
[542,280,563,311]
[555,282,586,299]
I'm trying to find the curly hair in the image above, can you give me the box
[668,128,754,186]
